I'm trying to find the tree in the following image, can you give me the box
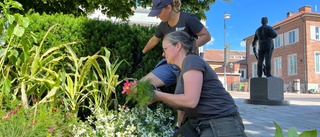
[137,0,231,20]
[16,0,231,20]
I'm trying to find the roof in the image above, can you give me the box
[273,5,320,27]
[204,49,246,63]
[273,12,303,27]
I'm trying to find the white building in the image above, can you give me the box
[88,7,161,26]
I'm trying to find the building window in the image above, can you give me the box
[316,52,320,73]
[284,29,299,45]
[239,69,246,79]
[311,26,320,40]
[252,62,257,77]
[288,54,297,75]
[274,34,283,48]
[289,31,295,43]
[317,27,319,40]
[274,57,282,76]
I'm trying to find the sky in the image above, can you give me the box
[203,0,320,51]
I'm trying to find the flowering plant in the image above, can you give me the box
[72,104,175,137]
[122,79,157,108]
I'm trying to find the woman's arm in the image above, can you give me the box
[142,35,161,54]
[155,69,203,108]
[196,27,211,47]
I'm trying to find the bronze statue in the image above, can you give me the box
[252,17,278,77]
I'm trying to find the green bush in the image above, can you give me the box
[25,13,163,80]
[21,13,172,107]
[0,1,176,135]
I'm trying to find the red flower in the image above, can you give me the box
[52,109,57,113]
[32,97,38,103]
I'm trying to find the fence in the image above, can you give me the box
[227,82,248,92]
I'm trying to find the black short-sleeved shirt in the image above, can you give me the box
[155,12,204,39]
[175,54,238,120]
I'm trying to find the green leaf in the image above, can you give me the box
[299,129,318,137]
[102,47,110,59]
[8,49,18,58]
[21,17,30,28]
[11,1,23,10]
[287,127,299,137]
[0,48,5,57]
[7,15,14,24]
[66,74,74,98]
[13,26,24,37]
[38,87,59,104]
[274,122,284,137]
[1,77,11,93]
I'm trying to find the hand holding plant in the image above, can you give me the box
[122,79,157,107]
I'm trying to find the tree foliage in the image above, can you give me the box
[15,0,231,20]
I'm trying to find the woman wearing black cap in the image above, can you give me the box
[139,0,211,96]
[137,0,211,133]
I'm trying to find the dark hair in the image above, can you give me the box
[164,31,198,55]
[261,17,268,25]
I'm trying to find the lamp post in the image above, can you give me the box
[224,12,230,89]
[230,62,234,91]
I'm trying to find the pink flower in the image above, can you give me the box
[2,106,21,120]
[48,126,56,134]
[132,80,137,87]
[122,80,133,94]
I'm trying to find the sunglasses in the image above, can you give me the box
[163,42,177,53]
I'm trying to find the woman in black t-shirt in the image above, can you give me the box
[151,31,247,137]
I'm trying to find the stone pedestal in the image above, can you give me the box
[244,77,290,105]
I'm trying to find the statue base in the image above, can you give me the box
[244,77,290,106]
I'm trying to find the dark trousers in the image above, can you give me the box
[174,112,247,137]
[258,43,274,77]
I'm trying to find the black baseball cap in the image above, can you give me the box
[148,0,172,17]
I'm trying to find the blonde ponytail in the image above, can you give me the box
[172,0,181,12]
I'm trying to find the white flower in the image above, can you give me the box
[77,128,86,135]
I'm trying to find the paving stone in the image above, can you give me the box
[231,92,320,137]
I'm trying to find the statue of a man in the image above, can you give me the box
[252,17,278,77]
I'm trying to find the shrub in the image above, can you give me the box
[0,101,77,137]
[72,103,175,137]
[274,122,318,137]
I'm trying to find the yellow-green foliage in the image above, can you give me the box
[274,122,318,137]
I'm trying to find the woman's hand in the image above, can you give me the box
[149,90,162,104]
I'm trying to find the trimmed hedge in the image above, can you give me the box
[26,13,163,80]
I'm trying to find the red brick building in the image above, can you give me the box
[244,6,320,93]
[204,49,247,91]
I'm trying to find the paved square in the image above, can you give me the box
[231,92,320,137]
